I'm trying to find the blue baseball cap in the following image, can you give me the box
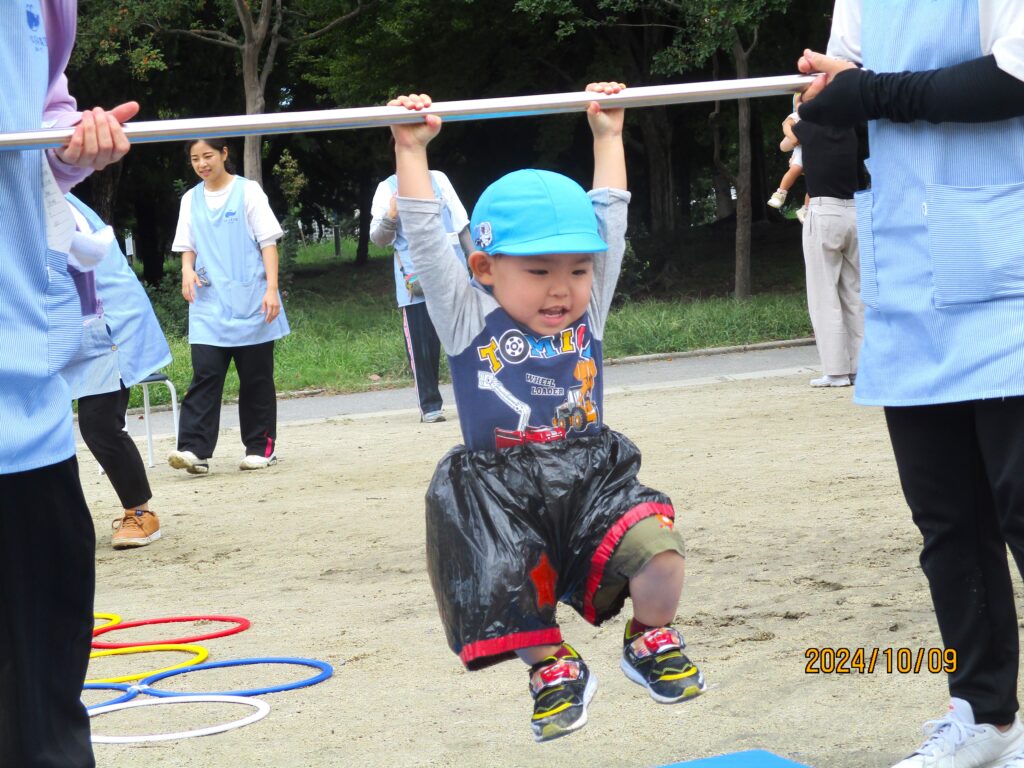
[470,169,607,256]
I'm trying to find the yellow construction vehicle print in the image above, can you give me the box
[552,357,599,433]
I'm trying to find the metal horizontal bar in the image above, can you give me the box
[1,74,813,152]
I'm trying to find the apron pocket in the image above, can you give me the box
[45,248,83,375]
[228,279,264,320]
[927,181,1024,307]
[854,190,879,310]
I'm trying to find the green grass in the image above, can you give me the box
[131,234,811,408]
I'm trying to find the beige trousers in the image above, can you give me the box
[802,197,864,376]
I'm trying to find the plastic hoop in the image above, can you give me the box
[89,694,270,743]
[140,657,333,697]
[82,683,139,710]
[87,643,209,684]
[93,613,122,633]
[91,615,251,649]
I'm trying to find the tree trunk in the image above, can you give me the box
[135,198,164,286]
[750,105,769,224]
[636,107,675,271]
[355,173,373,266]
[87,163,122,224]
[713,168,736,221]
[241,46,265,187]
[732,33,753,300]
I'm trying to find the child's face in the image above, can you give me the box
[473,251,595,336]
[190,141,229,184]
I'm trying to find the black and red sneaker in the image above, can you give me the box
[528,644,597,742]
[621,625,706,704]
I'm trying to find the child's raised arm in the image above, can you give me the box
[389,93,441,199]
[586,81,627,191]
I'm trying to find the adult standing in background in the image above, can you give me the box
[783,108,863,388]
[0,2,137,765]
[63,193,172,550]
[370,169,472,423]
[167,138,289,476]
[799,1,1024,766]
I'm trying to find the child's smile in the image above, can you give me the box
[479,252,595,336]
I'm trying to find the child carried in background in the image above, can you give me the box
[388,82,706,743]
[768,93,809,223]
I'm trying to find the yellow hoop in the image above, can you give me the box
[87,644,209,685]
[93,613,122,633]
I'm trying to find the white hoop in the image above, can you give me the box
[89,694,270,743]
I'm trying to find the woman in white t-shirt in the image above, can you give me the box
[167,138,290,475]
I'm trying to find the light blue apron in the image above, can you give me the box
[0,1,80,473]
[61,194,173,399]
[854,1,1024,406]
[188,176,290,347]
[386,174,465,308]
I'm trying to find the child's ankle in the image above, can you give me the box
[625,617,660,639]
[523,642,575,669]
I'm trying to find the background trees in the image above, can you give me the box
[68,0,836,296]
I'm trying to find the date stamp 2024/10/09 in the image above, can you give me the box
[804,647,957,674]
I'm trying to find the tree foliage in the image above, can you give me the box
[67,0,836,298]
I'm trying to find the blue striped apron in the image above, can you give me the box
[0,1,79,473]
[854,1,1024,406]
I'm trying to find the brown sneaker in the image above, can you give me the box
[111,509,161,549]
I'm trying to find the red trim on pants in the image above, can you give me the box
[458,628,564,667]
[582,501,675,623]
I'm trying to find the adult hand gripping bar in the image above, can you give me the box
[0,74,814,152]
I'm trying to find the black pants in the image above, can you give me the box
[402,302,443,415]
[78,385,152,509]
[886,399,1024,725]
[177,341,277,459]
[0,458,95,768]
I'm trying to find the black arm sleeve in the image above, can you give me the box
[799,54,1024,127]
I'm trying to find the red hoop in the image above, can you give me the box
[91,615,251,649]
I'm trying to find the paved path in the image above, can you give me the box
[81,339,820,445]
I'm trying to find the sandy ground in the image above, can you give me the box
[79,372,1024,768]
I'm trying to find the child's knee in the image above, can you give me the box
[590,514,685,612]
[639,549,686,581]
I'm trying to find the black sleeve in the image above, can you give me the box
[799,54,1024,127]
[791,120,808,145]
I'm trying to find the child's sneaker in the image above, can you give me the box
[767,189,788,208]
[111,509,161,549]
[621,625,706,704]
[239,452,278,470]
[528,644,597,743]
[891,699,1024,768]
[167,450,209,475]
[796,205,808,224]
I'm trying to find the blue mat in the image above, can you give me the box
[659,750,811,767]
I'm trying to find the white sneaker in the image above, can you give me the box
[809,374,852,388]
[767,189,788,208]
[167,450,209,475]
[421,410,446,423]
[796,205,808,224]
[892,699,1024,768]
[239,453,278,470]
[997,749,1024,767]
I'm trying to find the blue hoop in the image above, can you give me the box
[139,657,333,698]
[82,682,140,710]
